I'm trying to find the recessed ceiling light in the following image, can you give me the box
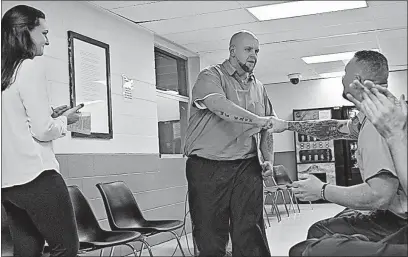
[247,1,367,21]
[319,71,345,78]
[302,49,380,64]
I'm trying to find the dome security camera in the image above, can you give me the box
[288,73,301,85]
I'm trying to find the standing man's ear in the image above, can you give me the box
[230,45,235,57]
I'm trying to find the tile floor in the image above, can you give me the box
[141,203,345,256]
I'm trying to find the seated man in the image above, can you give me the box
[269,51,407,245]
[289,80,408,256]
[348,81,406,195]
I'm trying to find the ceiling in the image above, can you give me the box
[89,1,407,85]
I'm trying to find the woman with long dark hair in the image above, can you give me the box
[2,5,82,256]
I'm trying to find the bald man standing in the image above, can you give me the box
[184,31,275,257]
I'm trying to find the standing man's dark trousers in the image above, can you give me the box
[186,155,271,257]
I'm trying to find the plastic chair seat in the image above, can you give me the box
[119,220,184,233]
[80,230,141,249]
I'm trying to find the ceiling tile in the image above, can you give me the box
[167,19,378,47]
[256,43,290,54]
[164,23,264,45]
[163,2,405,46]
[379,38,407,66]
[160,2,377,37]
[200,51,229,65]
[235,1,289,8]
[285,33,379,56]
[256,73,288,84]
[259,20,377,43]
[113,1,241,21]
[164,7,376,41]
[369,1,407,18]
[183,39,230,53]
[376,28,407,41]
[374,16,407,31]
[309,61,347,74]
[367,1,403,6]
[89,1,158,10]
[139,9,257,34]
[250,7,374,33]
[257,58,309,74]
[89,0,407,84]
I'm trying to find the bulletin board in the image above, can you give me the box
[67,31,113,139]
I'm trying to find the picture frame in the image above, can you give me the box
[67,30,113,139]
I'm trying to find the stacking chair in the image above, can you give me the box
[273,165,299,213]
[263,185,282,224]
[274,165,313,211]
[68,185,143,257]
[96,181,186,257]
[264,175,289,222]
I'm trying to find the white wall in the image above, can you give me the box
[266,70,408,152]
[2,1,160,154]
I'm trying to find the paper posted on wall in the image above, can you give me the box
[122,74,134,100]
[67,112,91,135]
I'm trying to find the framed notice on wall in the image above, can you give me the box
[67,31,113,139]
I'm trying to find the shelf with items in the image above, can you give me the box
[298,149,333,163]
[298,141,331,150]
[297,134,324,143]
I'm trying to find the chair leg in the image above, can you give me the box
[272,192,279,214]
[100,248,104,257]
[273,192,279,214]
[139,241,145,257]
[170,230,186,257]
[270,202,275,215]
[279,190,290,217]
[286,189,296,214]
[272,192,281,222]
[291,190,300,212]
[264,205,271,227]
[263,194,271,227]
[108,246,115,257]
[125,243,138,257]
[141,238,154,257]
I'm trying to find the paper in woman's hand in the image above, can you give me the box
[67,112,91,135]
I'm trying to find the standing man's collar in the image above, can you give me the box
[222,59,255,80]
[222,59,236,76]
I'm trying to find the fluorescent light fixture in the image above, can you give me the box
[319,71,345,78]
[302,49,380,64]
[247,1,367,21]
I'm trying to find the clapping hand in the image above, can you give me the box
[61,104,85,125]
[51,105,70,118]
[346,80,407,140]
